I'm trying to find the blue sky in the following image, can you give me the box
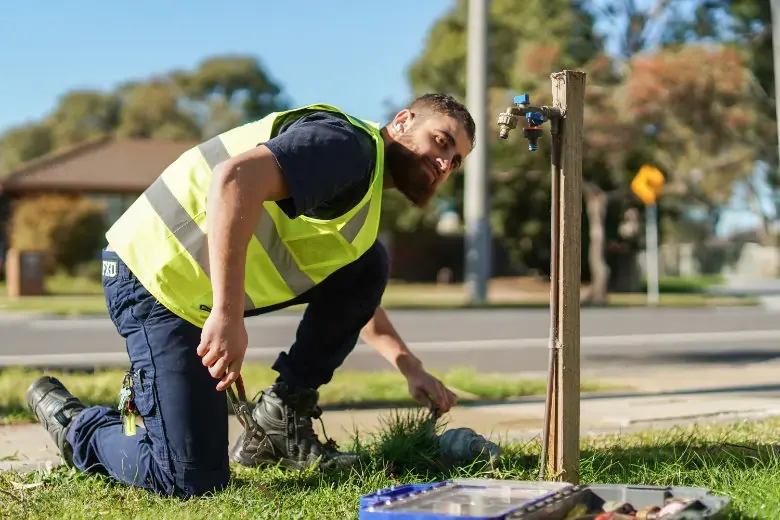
[0,0,770,236]
[0,0,454,133]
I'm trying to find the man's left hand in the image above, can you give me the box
[404,368,458,414]
[359,306,459,414]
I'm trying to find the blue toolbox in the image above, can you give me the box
[358,479,730,519]
[358,479,571,519]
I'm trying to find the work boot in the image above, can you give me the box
[229,381,357,470]
[26,376,86,466]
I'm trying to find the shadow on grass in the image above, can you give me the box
[264,444,769,519]
[239,411,776,519]
[4,409,774,519]
[573,441,778,520]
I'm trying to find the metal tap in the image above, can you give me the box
[497,94,562,151]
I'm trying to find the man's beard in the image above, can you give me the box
[384,135,436,208]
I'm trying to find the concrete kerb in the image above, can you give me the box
[0,460,59,474]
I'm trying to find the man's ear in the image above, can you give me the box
[393,109,413,130]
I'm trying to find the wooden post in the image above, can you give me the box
[544,70,586,484]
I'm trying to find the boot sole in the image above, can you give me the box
[26,376,73,425]
[26,376,56,418]
[230,452,357,471]
[230,453,310,471]
[25,376,85,466]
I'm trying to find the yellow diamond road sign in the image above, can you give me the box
[631,165,665,205]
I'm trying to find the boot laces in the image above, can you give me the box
[295,404,339,452]
[253,386,341,453]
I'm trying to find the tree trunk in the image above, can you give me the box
[747,185,777,248]
[583,183,610,305]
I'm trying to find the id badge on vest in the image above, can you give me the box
[102,260,118,279]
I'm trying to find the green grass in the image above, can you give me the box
[0,273,106,315]
[0,366,617,425]
[585,292,757,308]
[0,412,777,519]
[640,274,725,294]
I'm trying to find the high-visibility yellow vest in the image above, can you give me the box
[106,104,385,327]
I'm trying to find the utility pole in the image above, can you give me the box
[464,0,491,304]
[631,165,665,306]
[771,0,780,171]
[645,203,660,306]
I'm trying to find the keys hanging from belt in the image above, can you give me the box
[118,371,137,436]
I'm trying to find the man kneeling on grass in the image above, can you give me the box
[26,94,473,498]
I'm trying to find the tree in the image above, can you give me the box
[8,194,107,275]
[572,0,683,303]
[179,55,289,129]
[621,44,776,240]
[0,124,53,174]
[704,1,774,103]
[116,81,201,140]
[589,0,724,60]
[0,54,289,178]
[46,90,120,147]
[404,0,605,277]
[570,0,745,302]
[703,1,780,242]
[405,0,667,303]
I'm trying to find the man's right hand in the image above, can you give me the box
[197,311,248,392]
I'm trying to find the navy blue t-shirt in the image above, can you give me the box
[263,111,376,221]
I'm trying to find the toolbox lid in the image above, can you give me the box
[359,478,574,520]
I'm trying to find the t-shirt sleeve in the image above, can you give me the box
[263,112,375,219]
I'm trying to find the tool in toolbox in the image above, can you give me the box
[357,481,731,519]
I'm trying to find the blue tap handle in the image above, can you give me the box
[514,94,530,105]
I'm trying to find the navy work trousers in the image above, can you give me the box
[66,242,389,497]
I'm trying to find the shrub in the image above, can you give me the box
[8,194,107,275]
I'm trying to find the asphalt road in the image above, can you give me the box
[2,306,780,374]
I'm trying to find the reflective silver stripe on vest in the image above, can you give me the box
[339,202,370,243]
[145,177,209,275]
[197,138,255,310]
[144,129,374,310]
[144,138,254,311]
[254,205,315,295]
[199,137,315,295]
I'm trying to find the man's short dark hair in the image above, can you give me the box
[407,93,476,148]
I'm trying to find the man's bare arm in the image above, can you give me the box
[360,306,423,376]
[361,306,459,412]
[207,145,289,318]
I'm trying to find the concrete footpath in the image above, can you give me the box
[3,361,780,474]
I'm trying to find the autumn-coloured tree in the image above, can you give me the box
[497,40,642,299]
[404,0,606,276]
[622,44,775,205]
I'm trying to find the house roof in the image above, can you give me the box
[0,136,199,194]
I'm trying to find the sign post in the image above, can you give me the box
[630,165,665,306]
[497,70,587,484]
